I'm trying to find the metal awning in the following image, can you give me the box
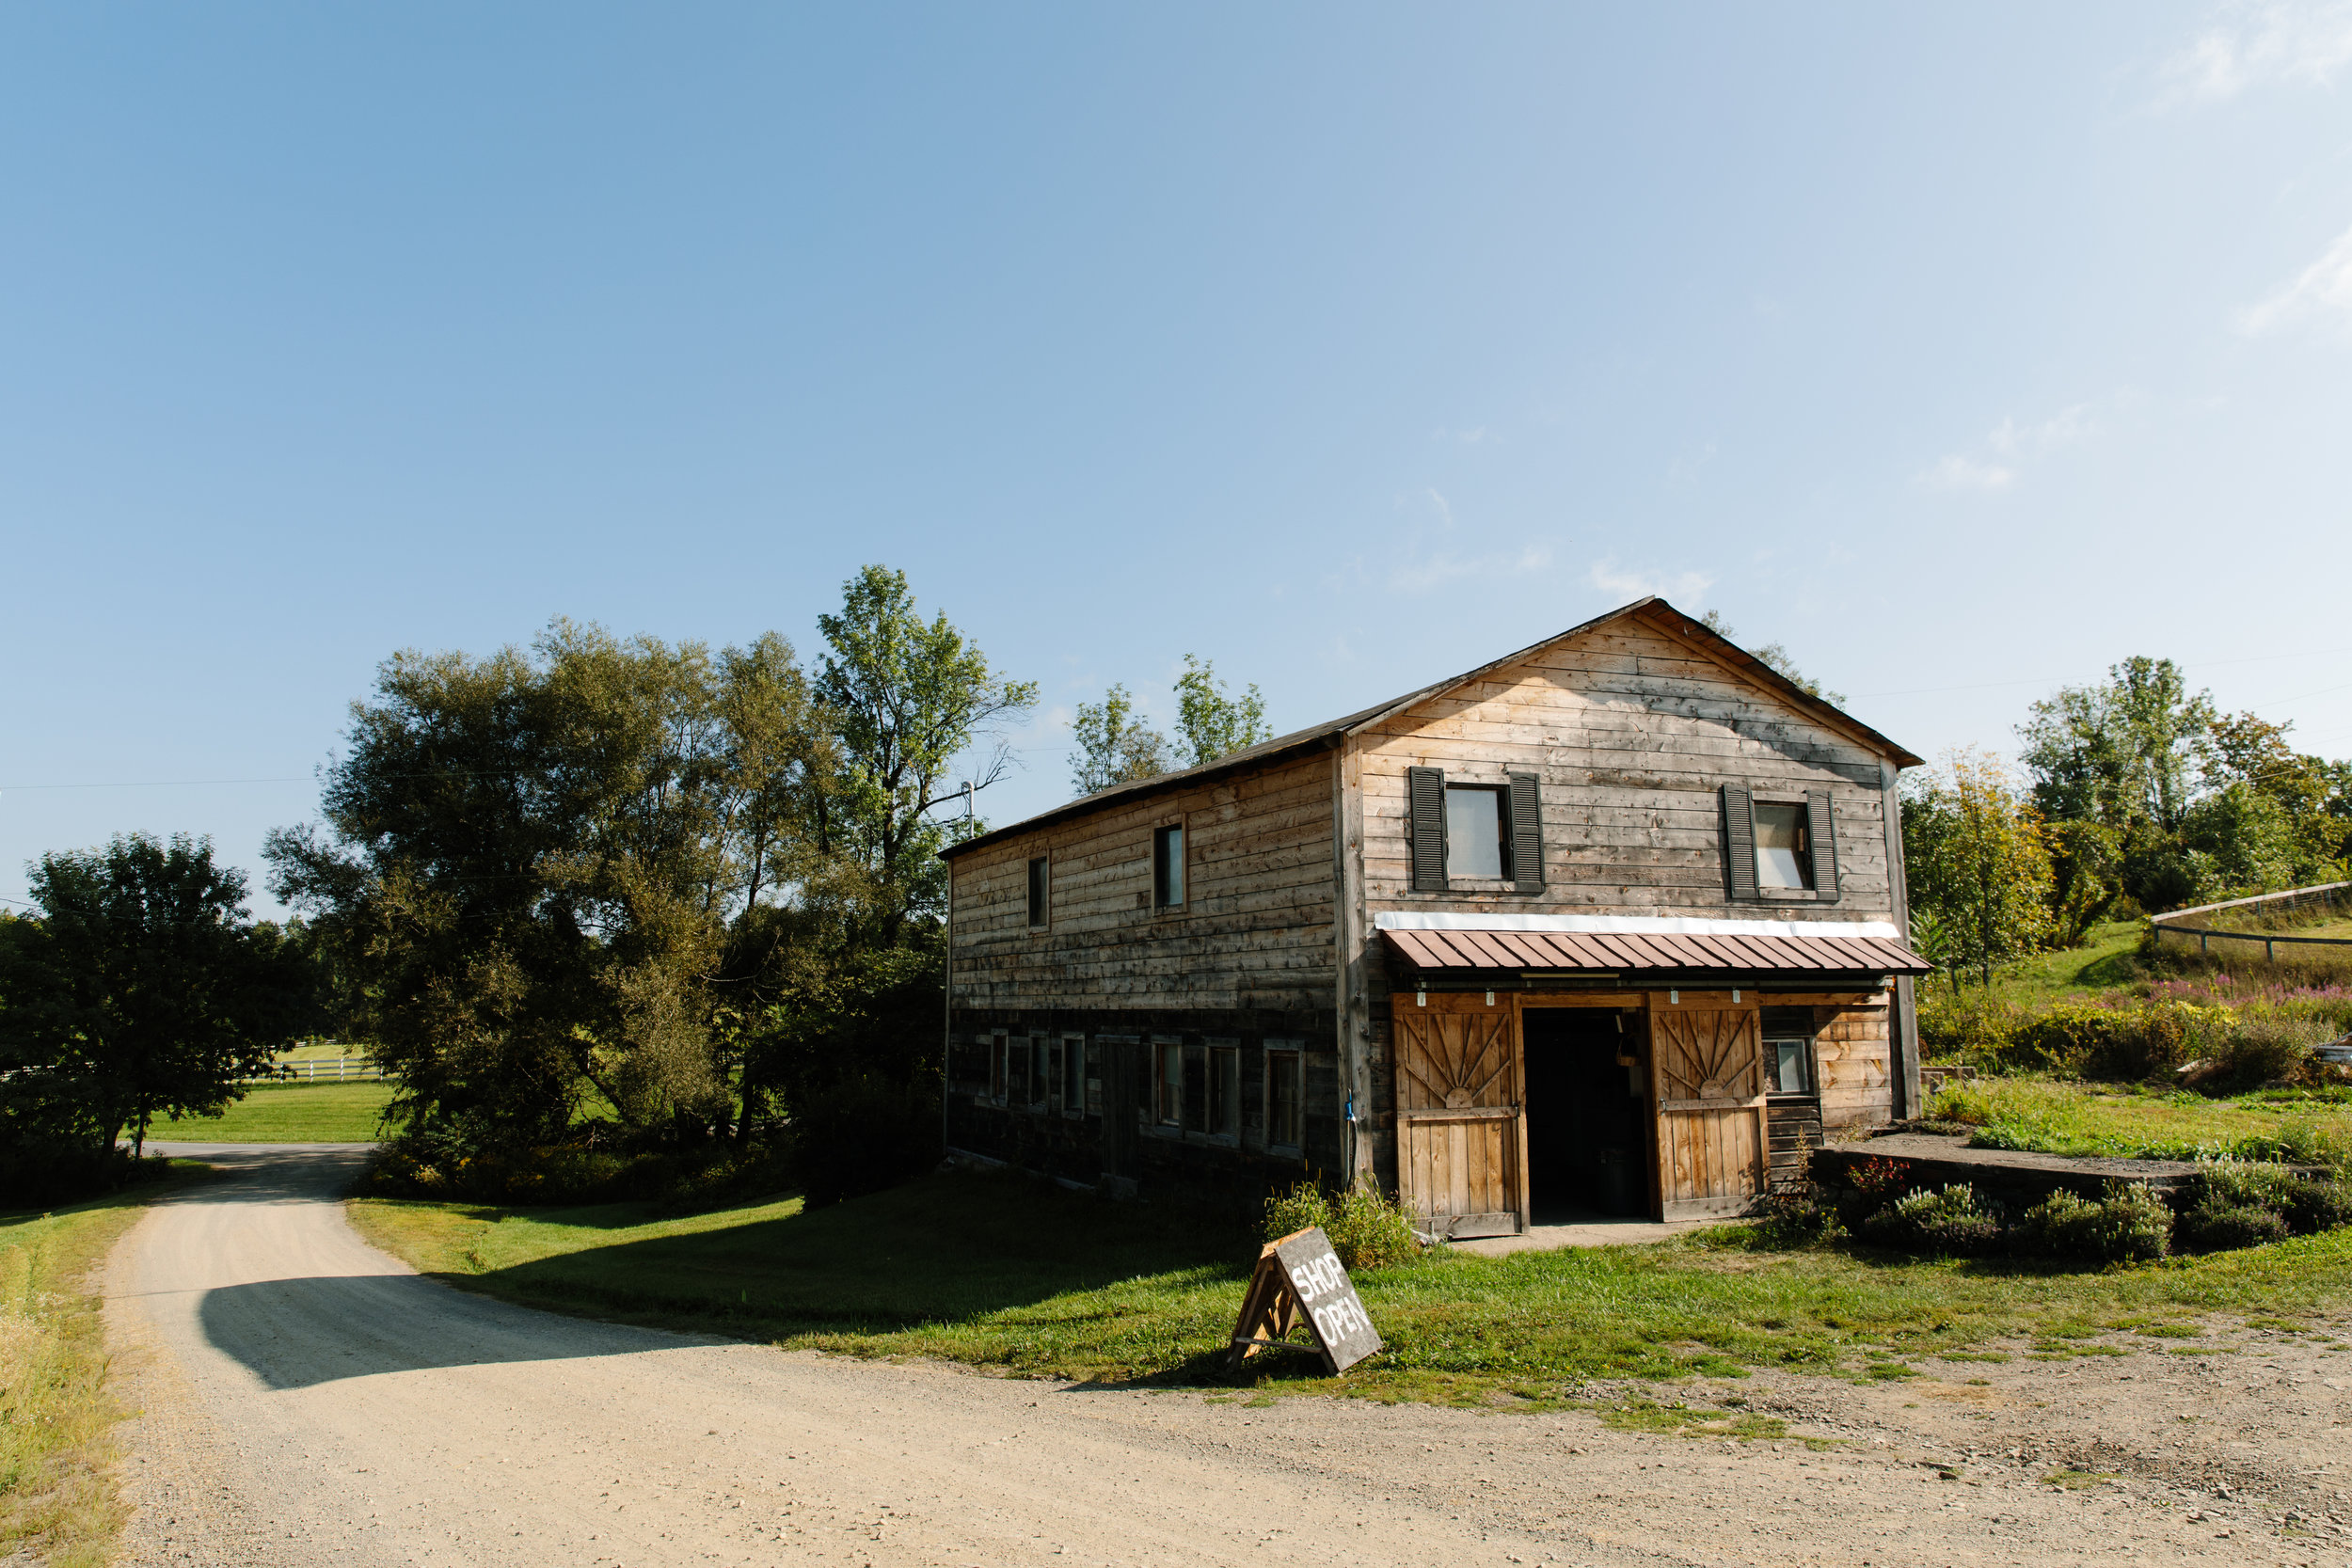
[1375,911,1933,976]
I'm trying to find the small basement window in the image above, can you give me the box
[1265,1046,1303,1150]
[988,1030,1008,1102]
[1029,1035,1050,1109]
[1153,823,1185,908]
[1754,801,1815,890]
[1444,784,1509,879]
[1762,1007,1816,1095]
[1026,856,1049,927]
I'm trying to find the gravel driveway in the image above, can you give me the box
[102,1144,2347,1566]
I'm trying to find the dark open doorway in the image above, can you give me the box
[1522,1007,1649,1223]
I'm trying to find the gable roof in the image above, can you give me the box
[942,596,1920,859]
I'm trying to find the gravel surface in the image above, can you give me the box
[101,1144,2352,1566]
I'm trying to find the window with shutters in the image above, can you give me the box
[1721,785,1840,903]
[1026,856,1049,927]
[1152,824,1185,909]
[1408,768,1545,894]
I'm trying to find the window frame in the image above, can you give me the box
[1442,783,1512,882]
[1263,1041,1305,1155]
[1028,1032,1050,1111]
[1152,822,1186,911]
[1761,1007,1820,1098]
[986,1028,1009,1105]
[1026,855,1050,929]
[1750,798,1816,892]
[1722,785,1841,905]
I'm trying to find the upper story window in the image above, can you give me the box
[1753,802,1815,890]
[1407,768,1544,895]
[1152,823,1185,909]
[1444,784,1510,880]
[1026,855,1050,927]
[1721,786,1840,904]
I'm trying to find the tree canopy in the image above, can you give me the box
[1069,655,1273,796]
[0,833,311,1160]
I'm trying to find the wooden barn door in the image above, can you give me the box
[1390,992,1525,1238]
[1650,997,1767,1221]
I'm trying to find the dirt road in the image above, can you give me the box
[103,1146,2349,1566]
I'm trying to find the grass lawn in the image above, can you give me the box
[2,1164,214,1568]
[156,1081,395,1143]
[1969,920,2149,1009]
[347,1167,2352,1404]
[1929,1075,2352,1162]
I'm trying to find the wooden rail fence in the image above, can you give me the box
[243,1057,389,1084]
[2148,880,2352,964]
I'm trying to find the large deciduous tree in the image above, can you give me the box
[0,833,311,1161]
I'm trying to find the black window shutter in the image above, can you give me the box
[1408,766,1447,892]
[1806,788,1841,903]
[1507,772,1544,894]
[1722,785,1758,902]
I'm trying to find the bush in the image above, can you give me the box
[2195,1157,2306,1213]
[791,1073,942,1209]
[1263,1180,1421,1271]
[1916,990,2028,1065]
[2281,1179,2352,1234]
[2179,1202,2290,1253]
[1755,1190,1837,1244]
[2014,1184,2171,1262]
[2196,1015,2324,1093]
[1860,1183,2004,1256]
[0,1139,157,1210]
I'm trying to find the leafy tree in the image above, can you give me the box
[2020,657,2215,833]
[1172,655,1274,766]
[267,622,838,1154]
[815,565,1038,942]
[1698,610,1847,705]
[0,833,311,1159]
[1070,683,1174,795]
[1901,751,2055,987]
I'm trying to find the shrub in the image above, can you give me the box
[2178,1203,2290,1253]
[2282,1179,2352,1235]
[2014,1184,2171,1262]
[1755,1190,1837,1244]
[791,1074,942,1209]
[1860,1183,2004,1257]
[2195,1157,2306,1214]
[0,1138,150,1210]
[1263,1180,1421,1271]
[2196,1015,2324,1093]
[1916,990,2028,1065]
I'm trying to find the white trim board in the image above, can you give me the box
[1373,911,1904,942]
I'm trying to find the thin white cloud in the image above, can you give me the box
[1920,454,2017,492]
[1585,558,1715,603]
[2239,222,2352,335]
[2158,0,2352,104]
[1378,488,1556,594]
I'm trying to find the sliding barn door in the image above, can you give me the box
[1651,999,1766,1220]
[1390,992,1525,1238]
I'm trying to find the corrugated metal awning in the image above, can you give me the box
[1376,914,1933,976]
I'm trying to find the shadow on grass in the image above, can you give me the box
[428,1169,1257,1343]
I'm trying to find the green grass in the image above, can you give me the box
[1928,1074,2352,1161]
[1963,920,2149,1010]
[2,1165,212,1568]
[347,1167,2352,1404]
[156,1081,395,1143]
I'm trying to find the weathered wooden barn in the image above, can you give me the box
[940,597,1933,1232]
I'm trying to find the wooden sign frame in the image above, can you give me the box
[1227,1226,1383,1375]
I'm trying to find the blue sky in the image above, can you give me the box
[5,3,2351,916]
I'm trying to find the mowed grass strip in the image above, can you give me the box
[157,1081,396,1144]
[347,1168,2352,1402]
[1,1164,213,1568]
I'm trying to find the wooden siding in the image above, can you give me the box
[949,750,1340,1015]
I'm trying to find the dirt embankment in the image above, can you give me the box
[103,1145,2352,1567]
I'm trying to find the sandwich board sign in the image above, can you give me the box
[1227,1226,1383,1375]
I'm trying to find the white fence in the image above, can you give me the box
[245,1056,389,1084]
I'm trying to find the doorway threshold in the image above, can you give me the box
[1449,1212,1740,1257]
